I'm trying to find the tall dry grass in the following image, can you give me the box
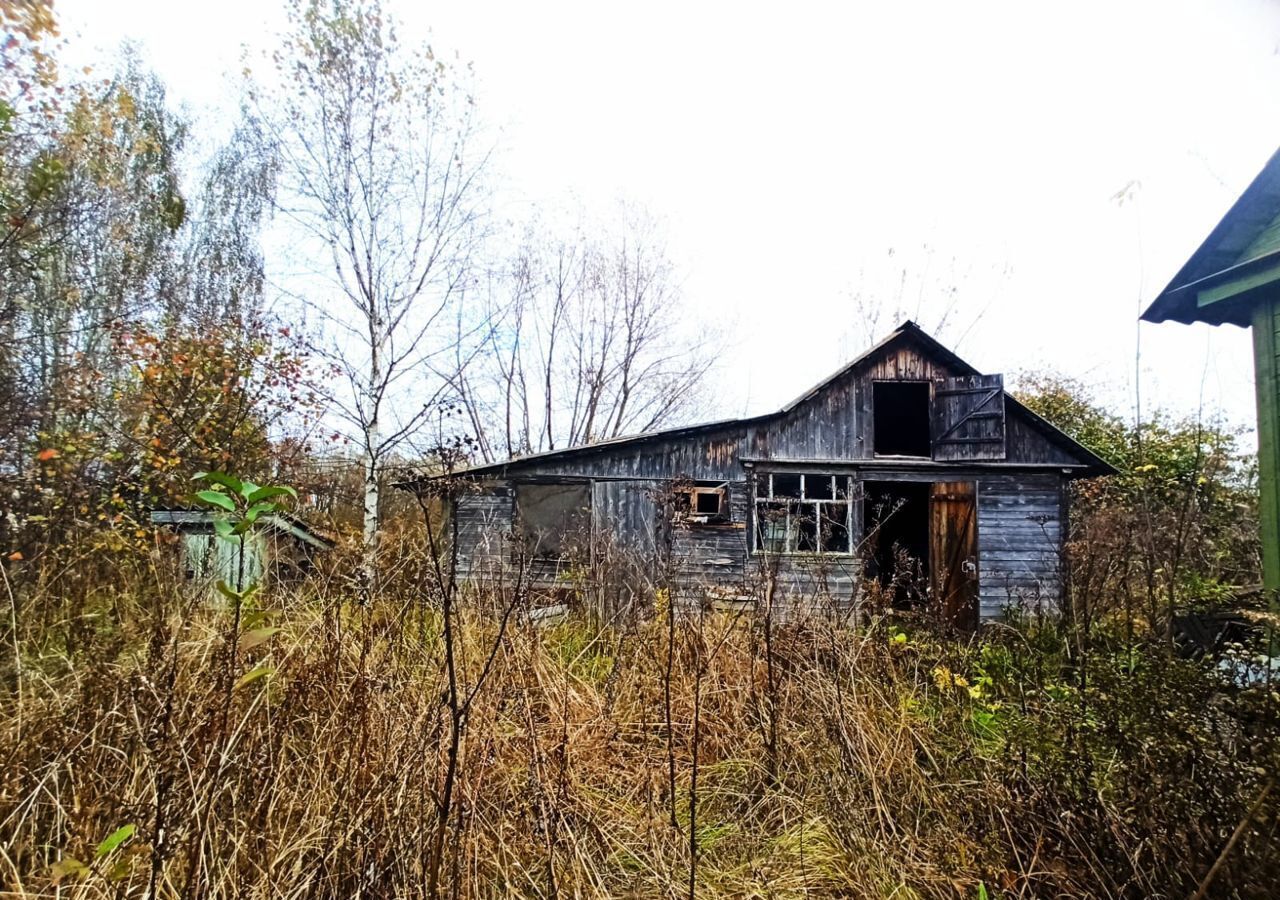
[1,571,1277,898]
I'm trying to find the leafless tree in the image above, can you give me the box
[455,206,712,463]
[251,0,490,595]
[838,243,1002,356]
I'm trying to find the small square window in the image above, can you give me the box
[676,483,729,524]
[695,491,721,515]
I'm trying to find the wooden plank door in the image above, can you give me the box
[929,482,979,629]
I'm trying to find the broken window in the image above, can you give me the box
[674,482,730,524]
[753,473,855,555]
[756,501,791,553]
[515,482,590,557]
[873,381,932,457]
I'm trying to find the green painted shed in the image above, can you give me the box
[151,509,333,592]
[1141,147,1280,592]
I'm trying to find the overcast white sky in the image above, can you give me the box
[57,0,1280,436]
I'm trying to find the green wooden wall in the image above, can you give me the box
[1251,296,1280,591]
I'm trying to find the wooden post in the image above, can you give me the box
[1251,296,1280,594]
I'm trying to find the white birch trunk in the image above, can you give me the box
[361,319,382,602]
[361,433,379,602]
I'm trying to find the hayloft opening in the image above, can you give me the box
[873,381,931,457]
[863,480,930,607]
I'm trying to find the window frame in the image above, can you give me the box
[752,472,856,556]
[675,483,730,524]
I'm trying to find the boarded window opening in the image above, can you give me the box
[873,381,931,457]
[515,482,590,557]
[863,480,930,608]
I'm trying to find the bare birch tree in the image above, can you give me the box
[252,0,488,595]
[455,206,712,462]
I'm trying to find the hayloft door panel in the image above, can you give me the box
[932,374,1006,461]
[929,482,978,629]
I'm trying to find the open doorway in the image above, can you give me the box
[863,480,931,608]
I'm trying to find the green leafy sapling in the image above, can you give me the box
[51,823,138,884]
[191,472,297,691]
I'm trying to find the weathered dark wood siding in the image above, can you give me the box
[669,481,750,597]
[1004,408,1081,466]
[492,426,746,482]
[592,480,658,556]
[976,474,1064,618]
[454,487,513,582]
[749,339,1077,467]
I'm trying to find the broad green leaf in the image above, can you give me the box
[243,608,274,630]
[195,472,244,494]
[95,824,135,858]
[106,856,134,882]
[244,500,279,522]
[239,626,280,651]
[51,855,88,881]
[213,518,236,539]
[240,481,262,499]
[236,665,275,690]
[195,490,235,512]
[247,485,297,503]
[216,581,244,603]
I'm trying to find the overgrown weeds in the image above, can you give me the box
[1,580,1276,898]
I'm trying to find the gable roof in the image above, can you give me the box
[1142,146,1280,327]
[398,321,1114,484]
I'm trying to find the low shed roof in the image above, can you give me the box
[150,509,334,551]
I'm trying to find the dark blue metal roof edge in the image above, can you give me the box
[1142,146,1280,327]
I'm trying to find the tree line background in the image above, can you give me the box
[0,0,1259,622]
[1,0,719,596]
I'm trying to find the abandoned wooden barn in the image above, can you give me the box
[406,322,1112,626]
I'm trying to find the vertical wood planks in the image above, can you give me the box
[1252,296,1280,591]
[929,481,978,629]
